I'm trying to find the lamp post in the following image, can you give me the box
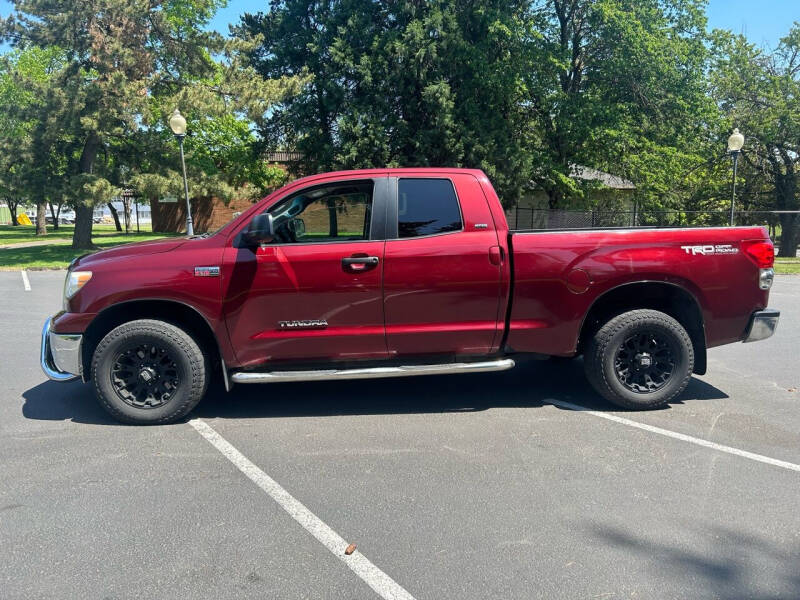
[168,108,193,236]
[727,127,744,226]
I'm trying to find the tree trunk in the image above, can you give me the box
[107,202,122,231]
[778,213,799,258]
[72,204,95,248]
[36,202,47,236]
[48,202,59,230]
[773,165,798,257]
[72,132,101,249]
[327,198,338,237]
[8,199,19,226]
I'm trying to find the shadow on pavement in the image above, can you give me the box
[21,379,117,425]
[591,522,800,599]
[22,357,728,425]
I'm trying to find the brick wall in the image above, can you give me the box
[151,196,261,233]
[151,160,300,233]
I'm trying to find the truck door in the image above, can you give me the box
[382,174,505,357]
[222,177,390,366]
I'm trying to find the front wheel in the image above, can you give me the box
[92,319,208,424]
[584,309,693,410]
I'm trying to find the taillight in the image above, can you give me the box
[742,240,775,268]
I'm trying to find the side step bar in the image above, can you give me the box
[230,358,515,384]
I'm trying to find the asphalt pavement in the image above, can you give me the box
[1,270,798,600]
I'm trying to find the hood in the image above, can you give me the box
[74,237,188,267]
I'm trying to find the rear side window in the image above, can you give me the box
[397,178,462,238]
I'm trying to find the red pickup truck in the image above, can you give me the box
[41,168,779,424]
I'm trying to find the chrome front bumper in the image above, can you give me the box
[743,309,780,343]
[40,317,82,381]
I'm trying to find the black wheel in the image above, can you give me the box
[584,309,693,409]
[92,319,208,424]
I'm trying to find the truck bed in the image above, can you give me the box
[505,226,771,356]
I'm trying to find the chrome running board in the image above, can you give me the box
[230,358,515,384]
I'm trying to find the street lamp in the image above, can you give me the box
[727,127,744,226]
[168,108,193,236]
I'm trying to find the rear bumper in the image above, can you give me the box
[40,317,82,381]
[743,309,780,343]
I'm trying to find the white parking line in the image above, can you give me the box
[545,398,800,473]
[189,419,416,600]
[20,270,31,291]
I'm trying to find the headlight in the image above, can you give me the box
[63,271,92,306]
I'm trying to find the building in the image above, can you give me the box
[507,165,636,229]
[151,152,301,233]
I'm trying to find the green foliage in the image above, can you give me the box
[240,0,727,209]
[712,25,800,255]
[239,0,534,203]
[1,0,300,246]
[0,46,76,232]
[525,0,722,208]
[68,173,119,208]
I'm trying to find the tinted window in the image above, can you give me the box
[264,180,374,243]
[397,178,462,238]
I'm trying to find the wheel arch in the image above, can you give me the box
[81,299,229,388]
[578,281,707,375]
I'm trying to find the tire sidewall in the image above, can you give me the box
[93,322,205,424]
[599,314,693,408]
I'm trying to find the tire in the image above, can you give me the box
[92,319,209,424]
[584,309,693,410]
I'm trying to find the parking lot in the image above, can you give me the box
[1,270,798,600]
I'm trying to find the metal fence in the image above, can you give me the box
[507,207,791,237]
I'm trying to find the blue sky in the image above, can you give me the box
[1,0,799,49]
[208,0,800,47]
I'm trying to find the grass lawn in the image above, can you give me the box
[774,258,800,275]
[0,225,178,270]
[0,223,161,245]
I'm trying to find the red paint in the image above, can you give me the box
[221,240,387,365]
[51,168,775,373]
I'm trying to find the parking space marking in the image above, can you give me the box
[189,419,416,600]
[20,270,31,291]
[545,399,800,473]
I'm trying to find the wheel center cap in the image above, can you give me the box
[635,353,652,368]
[139,366,157,383]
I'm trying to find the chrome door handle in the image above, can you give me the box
[342,256,379,266]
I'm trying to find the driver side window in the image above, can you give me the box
[263,180,374,244]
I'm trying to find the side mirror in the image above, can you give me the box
[241,213,274,247]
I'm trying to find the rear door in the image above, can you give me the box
[382,174,505,357]
[222,177,390,366]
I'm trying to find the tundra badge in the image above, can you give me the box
[278,319,328,330]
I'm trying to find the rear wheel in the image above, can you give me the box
[584,309,693,409]
[92,319,208,424]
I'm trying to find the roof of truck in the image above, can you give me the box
[287,167,488,187]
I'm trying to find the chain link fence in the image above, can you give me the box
[507,207,792,238]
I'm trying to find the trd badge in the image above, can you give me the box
[194,266,220,277]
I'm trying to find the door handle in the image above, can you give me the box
[342,255,379,272]
[342,256,379,266]
[488,246,504,266]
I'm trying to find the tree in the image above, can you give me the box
[712,26,800,257]
[0,46,72,235]
[524,0,720,209]
[1,0,230,247]
[3,1,303,244]
[239,0,535,203]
